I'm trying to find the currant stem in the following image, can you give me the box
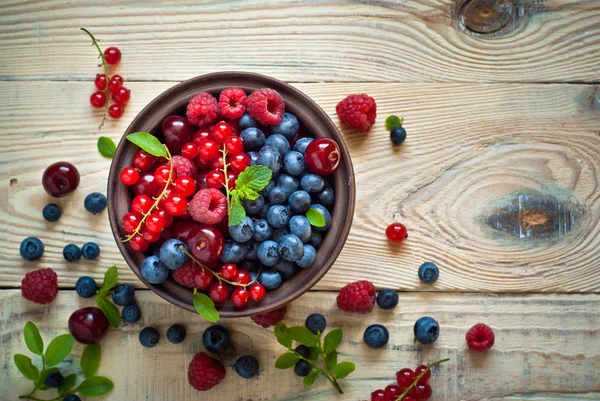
[219,145,233,218]
[396,358,450,400]
[80,28,110,130]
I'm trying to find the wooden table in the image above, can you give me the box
[1,1,599,400]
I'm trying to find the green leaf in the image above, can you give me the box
[44,334,74,367]
[193,289,219,322]
[97,136,116,158]
[99,266,118,294]
[306,208,326,228]
[238,187,260,201]
[14,354,39,381]
[325,349,337,371]
[385,115,404,130]
[58,373,77,396]
[126,132,167,158]
[323,329,343,354]
[24,321,44,356]
[274,353,299,369]
[36,367,59,387]
[81,343,101,377]
[333,361,355,380]
[287,326,318,347]
[303,370,319,386]
[78,376,114,396]
[274,322,292,348]
[95,296,121,328]
[308,346,320,361]
[228,193,246,227]
[235,165,272,192]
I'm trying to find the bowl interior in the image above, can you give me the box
[108,72,355,318]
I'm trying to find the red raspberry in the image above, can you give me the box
[336,94,377,133]
[250,305,287,328]
[336,280,376,313]
[188,188,227,225]
[246,88,285,125]
[219,88,247,119]
[21,268,58,304]
[187,352,225,391]
[172,155,197,178]
[171,260,200,288]
[466,323,495,352]
[187,92,219,127]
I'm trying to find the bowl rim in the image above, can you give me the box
[107,71,355,318]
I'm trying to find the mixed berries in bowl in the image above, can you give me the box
[107,72,355,318]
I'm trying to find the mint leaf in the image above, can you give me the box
[287,326,318,347]
[44,334,74,367]
[325,349,337,371]
[97,136,116,158]
[78,376,114,396]
[14,354,39,381]
[275,353,299,369]
[99,266,118,295]
[303,370,319,386]
[306,208,326,228]
[274,322,292,348]
[323,329,343,354]
[235,165,272,192]
[238,187,260,201]
[228,193,246,227]
[58,373,77,396]
[333,361,355,380]
[24,321,44,356]
[126,132,167,158]
[81,343,101,377]
[385,115,403,130]
[193,289,219,322]
[95,296,121,328]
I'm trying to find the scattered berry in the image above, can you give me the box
[413,382,432,400]
[246,88,285,125]
[414,317,440,345]
[103,47,121,64]
[68,307,109,344]
[386,223,407,242]
[122,304,141,323]
[45,371,64,388]
[390,126,407,145]
[108,75,124,94]
[141,255,169,284]
[187,92,219,127]
[385,115,403,130]
[20,237,44,261]
[90,91,107,108]
[305,313,326,334]
[94,74,107,91]
[167,324,186,344]
[139,326,160,348]
[396,368,416,388]
[202,325,230,354]
[234,355,259,379]
[415,364,431,383]
[63,244,82,262]
[294,360,312,377]
[363,324,389,349]
[21,268,58,304]
[63,395,82,401]
[376,289,399,310]
[385,384,403,398]
[108,104,123,119]
[188,188,228,225]
[84,192,107,214]
[370,389,390,401]
[81,242,100,260]
[219,88,247,119]
[337,280,376,313]
[42,203,62,222]
[112,87,131,105]
[112,283,135,306]
[250,305,287,328]
[42,161,80,197]
[75,276,97,298]
[466,323,495,352]
[188,352,226,391]
[336,93,377,132]
[418,262,439,284]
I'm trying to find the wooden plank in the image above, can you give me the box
[1,291,598,401]
[0,0,599,83]
[1,81,600,291]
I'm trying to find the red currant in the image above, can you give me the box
[304,138,341,175]
[158,188,173,208]
[142,228,161,242]
[229,153,250,173]
[154,165,173,186]
[414,365,431,383]
[94,74,107,90]
[212,121,233,144]
[226,171,238,189]
[219,264,238,281]
[90,91,107,108]
[174,176,196,197]
[385,384,403,399]
[154,207,174,228]
[193,128,212,145]
[224,135,244,154]
[108,104,123,119]
[396,368,415,388]
[371,389,390,401]
[195,155,212,170]
[122,212,142,234]
[129,233,148,252]
[210,157,225,171]
[236,269,251,285]
[120,166,139,185]
[231,287,249,308]
[104,47,121,65]
[198,139,219,160]
[205,170,225,189]
[193,268,214,291]
[412,383,432,400]
[386,223,408,242]
[249,282,265,301]
[209,282,230,304]
[145,213,165,233]
[112,87,130,105]
[164,193,187,216]
[131,194,153,214]
[181,142,199,159]
[108,75,123,94]
[132,150,156,172]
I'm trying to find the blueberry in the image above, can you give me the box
[112,283,135,306]
[253,219,273,242]
[84,192,107,214]
[159,239,189,270]
[258,202,270,219]
[239,260,261,272]
[289,215,311,243]
[258,269,282,290]
[293,137,314,154]
[63,244,81,262]
[296,244,317,269]
[229,216,254,243]
[277,174,299,195]
[267,205,290,229]
[240,127,266,151]
[364,324,389,349]
[271,112,299,140]
[376,289,398,310]
[139,326,160,348]
[81,242,100,260]
[42,203,61,222]
[414,316,440,345]
[63,395,81,401]
[259,180,275,197]
[316,188,334,208]
[141,255,169,284]
[45,371,64,388]
[20,237,44,261]
[309,232,322,248]
[288,190,311,213]
[265,134,291,157]
[203,325,230,354]
[248,151,259,165]
[243,195,264,216]
[75,276,97,298]
[234,355,259,379]
[257,240,280,266]
[220,239,247,263]
[390,126,407,145]
[167,324,186,344]
[268,186,288,205]
[244,241,258,261]
[295,345,310,358]
[418,262,439,284]
[274,260,296,280]
[256,146,282,173]
[122,304,141,323]
[278,234,304,262]
[309,204,331,232]
[294,360,312,377]
[283,151,305,176]
[301,174,324,193]
[239,113,258,129]
[272,227,290,242]
[305,313,326,335]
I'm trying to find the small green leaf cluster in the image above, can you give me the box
[95,266,121,328]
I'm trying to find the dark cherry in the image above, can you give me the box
[304,138,341,175]
[162,115,195,154]
[68,307,109,344]
[185,224,224,264]
[42,161,80,197]
[171,220,200,242]
[132,172,161,197]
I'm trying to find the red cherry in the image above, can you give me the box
[304,138,341,175]
[122,212,142,234]
[385,384,403,398]
[212,121,233,144]
[142,228,161,242]
[224,135,244,155]
[231,288,249,308]
[129,234,149,252]
[174,176,196,197]
[164,193,187,216]
[193,128,212,145]
[170,220,198,242]
[412,383,432,400]
[220,263,238,281]
[145,213,165,233]
[229,153,250,173]
[193,268,214,291]
[198,139,220,160]
[68,307,109,344]
[120,166,139,185]
[196,172,208,189]
[131,194,152,215]
[249,283,265,301]
[209,282,230,304]
[94,74,107,91]
[386,223,408,242]
[236,269,251,285]
[396,368,415,388]
[132,150,156,172]
[133,173,161,197]
[108,104,123,119]
[104,47,121,64]
[108,75,124,94]
[90,91,107,108]
[205,170,225,189]
[42,162,80,197]
[415,365,431,383]
[195,155,212,170]
[162,116,195,154]
[112,87,130,105]
[181,142,199,159]
[154,165,173,186]
[154,207,174,228]
[185,225,224,264]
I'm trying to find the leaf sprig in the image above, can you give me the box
[94,266,121,328]
[15,321,114,401]
[274,322,354,394]
[81,28,111,130]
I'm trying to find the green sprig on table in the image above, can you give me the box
[95,266,122,328]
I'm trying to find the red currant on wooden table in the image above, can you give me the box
[112,87,131,105]
[370,389,390,401]
[120,166,140,185]
[212,121,233,143]
[103,47,122,65]
[386,223,408,242]
[181,142,199,159]
[304,137,341,175]
[224,135,244,154]
[108,75,124,94]
[396,368,415,388]
[229,153,251,173]
[220,263,238,281]
[174,176,196,197]
[94,74,107,90]
[131,194,153,214]
[415,365,431,383]
[249,282,266,301]
[385,384,403,398]
[108,104,123,118]
[133,150,156,172]
[231,287,249,308]
[198,139,220,160]
[411,383,432,400]
[209,282,230,304]
[90,91,107,108]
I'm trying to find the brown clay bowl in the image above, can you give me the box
[108,72,355,318]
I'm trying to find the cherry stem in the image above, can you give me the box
[80,28,110,130]
[396,358,450,400]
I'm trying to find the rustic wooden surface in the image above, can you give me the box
[1,0,600,400]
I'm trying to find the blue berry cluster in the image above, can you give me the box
[140,239,189,284]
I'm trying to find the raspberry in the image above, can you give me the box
[466,323,495,352]
[246,88,285,125]
[171,260,199,288]
[21,268,58,304]
[187,92,219,127]
[189,188,227,225]
[250,305,287,328]
[336,94,377,132]
[219,88,247,119]
[172,155,197,178]
[336,280,376,313]
[188,352,225,391]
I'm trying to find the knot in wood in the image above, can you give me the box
[460,0,514,34]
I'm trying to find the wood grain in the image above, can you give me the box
[0,0,599,83]
[1,290,598,401]
[1,81,600,292]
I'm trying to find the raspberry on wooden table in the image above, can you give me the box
[466,323,495,351]
[188,188,228,225]
[336,93,377,132]
[336,280,376,313]
[246,88,285,125]
[21,268,58,304]
[187,92,219,127]
[188,352,226,391]
[219,87,247,119]
[250,305,287,328]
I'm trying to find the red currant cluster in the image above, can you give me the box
[371,364,435,401]
[195,262,266,308]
